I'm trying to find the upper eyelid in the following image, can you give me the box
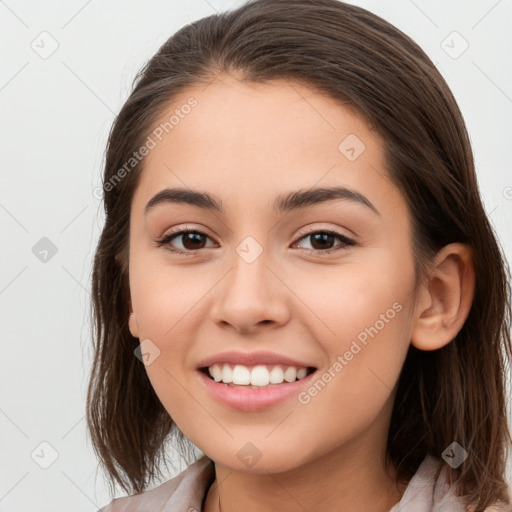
[294,226,354,241]
[161,225,354,239]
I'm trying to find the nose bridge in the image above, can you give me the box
[227,234,274,305]
[210,231,289,330]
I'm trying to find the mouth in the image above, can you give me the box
[199,364,317,388]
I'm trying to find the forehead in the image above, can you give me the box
[131,74,406,221]
[149,75,373,158]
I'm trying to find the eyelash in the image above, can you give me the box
[155,227,356,256]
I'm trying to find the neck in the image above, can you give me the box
[203,432,406,512]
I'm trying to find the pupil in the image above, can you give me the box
[311,233,333,250]
[183,232,205,250]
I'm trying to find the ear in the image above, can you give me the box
[411,243,475,351]
[128,301,139,339]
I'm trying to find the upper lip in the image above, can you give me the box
[197,350,316,369]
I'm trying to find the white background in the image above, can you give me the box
[1,0,511,510]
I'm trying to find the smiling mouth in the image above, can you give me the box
[199,364,317,388]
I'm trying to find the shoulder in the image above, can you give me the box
[479,505,511,512]
[97,455,215,512]
[479,495,512,512]
[391,456,511,512]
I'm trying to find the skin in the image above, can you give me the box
[127,73,475,512]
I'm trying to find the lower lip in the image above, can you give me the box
[196,369,316,412]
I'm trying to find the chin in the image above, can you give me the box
[207,448,306,475]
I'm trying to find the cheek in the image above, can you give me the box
[287,292,412,462]
[288,248,414,345]
[289,249,415,404]
[129,253,208,342]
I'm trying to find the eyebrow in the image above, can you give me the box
[144,186,380,216]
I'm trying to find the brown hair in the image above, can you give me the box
[86,0,512,509]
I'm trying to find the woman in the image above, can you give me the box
[88,1,512,510]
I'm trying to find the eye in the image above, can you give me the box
[156,227,356,256]
[156,229,216,255]
[292,229,356,254]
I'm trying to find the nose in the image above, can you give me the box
[210,248,291,335]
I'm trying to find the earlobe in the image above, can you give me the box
[411,243,475,351]
[128,302,139,338]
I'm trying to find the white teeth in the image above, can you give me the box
[269,366,284,384]
[284,367,297,382]
[207,363,311,386]
[250,365,270,386]
[210,364,222,382]
[222,363,233,383]
[232,365,251,385]
[297,368,307,379]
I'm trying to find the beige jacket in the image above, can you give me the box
[98,454,511,511]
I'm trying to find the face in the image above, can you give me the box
[127,74,419,474]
